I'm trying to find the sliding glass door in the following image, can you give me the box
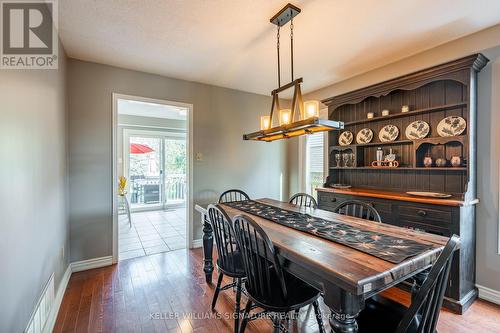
[124,129,186,211]
[163,138,187,205]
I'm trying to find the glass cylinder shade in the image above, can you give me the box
[304,100,320,119]
[279,109,292,126]
[260,115,271,130]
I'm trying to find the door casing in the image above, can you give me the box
[112,93,194,263]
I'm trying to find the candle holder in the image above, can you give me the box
[279,109,292,126]
[260,115,271,130]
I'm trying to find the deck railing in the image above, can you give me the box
[165,174,186,202]
[130,174,186,205]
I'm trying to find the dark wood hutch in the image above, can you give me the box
[317,54,489,314]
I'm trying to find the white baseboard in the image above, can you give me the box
[477,284,500,305]
[43,265,71,333]
[36,257,113,333]
[70,256,113,273]
[192,239,203,248]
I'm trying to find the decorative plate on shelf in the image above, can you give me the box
[331,184,352,189]
[379,125,399,142]
[356,128,373,144]
[437,116,466,137]
[338,131,353,146]
[406,191,452,198]
[405,120,430,140]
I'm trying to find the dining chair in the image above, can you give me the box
[357,235,460,333]
[219,189,250,203]
[233,214,325,333]
[334,199,382,222]
[289,193,318,208]
[207,204,246,333]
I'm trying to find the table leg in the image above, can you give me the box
[329,312,358,333]
[202,214,214,284]
[411,269,430,302]
[323,284,363,333]
[123,195,132,228]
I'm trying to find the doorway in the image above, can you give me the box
[112,94,193,262]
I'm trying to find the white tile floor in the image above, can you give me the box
[119,208,186,261]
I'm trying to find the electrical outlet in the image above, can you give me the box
[196,152,203,161]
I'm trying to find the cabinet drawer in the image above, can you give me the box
[397,219,451,237]
[317,192,347,209]
[317,192,393,223]
[398,204,452,228]
[352,198,392,215]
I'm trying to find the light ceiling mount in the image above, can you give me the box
[270,3,301,27]
[243,3,343,142]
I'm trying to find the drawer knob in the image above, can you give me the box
[417,210,427,217]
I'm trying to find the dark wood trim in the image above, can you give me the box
[322,54,488,109]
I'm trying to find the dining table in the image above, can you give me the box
[196,198,449,333]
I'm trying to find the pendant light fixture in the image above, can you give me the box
[243,3,344,142]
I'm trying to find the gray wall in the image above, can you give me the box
[67,59,287,262]
[0,52,69,331]
[294,24,500,293]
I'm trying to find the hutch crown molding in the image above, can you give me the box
[317,53,489,313]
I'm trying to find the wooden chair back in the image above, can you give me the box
[334,199,382,222]
[219,189,250,203]
[207,204,240,273]
[233,214,287,303]
[289,193,318,208]
[396,235,460,333]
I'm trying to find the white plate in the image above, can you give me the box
[356,128,373,144]
[331,184,352,189]
[406,191,452,198]
[405,120,430,140]
[379,125,399,142]
[338,131,353,146]
[437,116,466,137]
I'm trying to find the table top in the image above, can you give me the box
[220,198,449,296]
[195,204,208,216]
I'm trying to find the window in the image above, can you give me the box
[305,132,325,198]
[300,109,328,199]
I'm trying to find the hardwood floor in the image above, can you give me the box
[54,248,500,333]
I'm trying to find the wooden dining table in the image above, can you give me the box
[197,198,449,333]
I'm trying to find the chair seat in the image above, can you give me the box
[245,270,320,312]
[217,251,246,278]
[357,295,420,333]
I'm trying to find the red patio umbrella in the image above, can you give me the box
[130,143,154,154]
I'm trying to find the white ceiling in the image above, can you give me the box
[117,99,187,120]
[59,0,500,96]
